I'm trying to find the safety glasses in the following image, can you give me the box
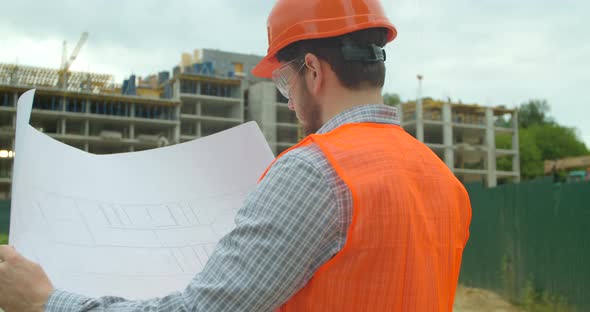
[272,58,306,100]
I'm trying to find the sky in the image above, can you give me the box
[1,0,588,147]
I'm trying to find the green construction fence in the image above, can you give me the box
[0,179,588,309]
[460,179,589,310]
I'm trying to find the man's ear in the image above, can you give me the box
[304,53,323,95]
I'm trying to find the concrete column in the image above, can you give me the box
[84,142,89,152]
[61,119,66,135]
[397,103,403,125]
[13,92,18,107]
[173,80,181,99]
[416,100,424,142]
[196,81,201,95]
[129,123,135,139]
[84,120,89,136]
[485,108,497,187]
[442,103,454,169]
[173,106,181,144]
[128,145,135,153]
[247,82,277,154]
[196,101,202,116]
[239,81,245,122]
[130,103,136,118]
[512,110,521,182]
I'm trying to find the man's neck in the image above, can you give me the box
[321,88,384,124]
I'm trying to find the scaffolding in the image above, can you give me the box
[0,63,115,93]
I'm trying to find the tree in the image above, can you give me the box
[518,129,544,179]
[518,99,554,128]
[496,133,515,172]
[383,93,401,107]
[520,124,588,179]
[497,100,588,180]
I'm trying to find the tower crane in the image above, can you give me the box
[58,32,88,89]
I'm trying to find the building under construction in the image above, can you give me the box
[161,48,301,154]
[0,63,181,199]
[0,48,520,199]
[0,48,302,199]
[400,98,520,187]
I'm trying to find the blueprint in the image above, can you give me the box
[9,90,275,299]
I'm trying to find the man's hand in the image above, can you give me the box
[0,245,54,312]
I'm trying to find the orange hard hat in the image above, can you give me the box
[252,0,397,78]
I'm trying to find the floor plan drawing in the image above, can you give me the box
[10,90,275,299]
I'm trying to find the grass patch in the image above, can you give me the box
[518,275,577,312]
[501,256,577,312]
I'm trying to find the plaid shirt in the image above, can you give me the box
[45,104,400,312]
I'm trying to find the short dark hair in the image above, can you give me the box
[276,27,388,90]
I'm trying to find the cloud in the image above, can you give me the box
[0,0,270,78]
[383,0,590,146]
[1,0,588,147]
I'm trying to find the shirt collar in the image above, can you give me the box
[316,104,400,134]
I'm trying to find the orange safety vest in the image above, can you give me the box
[260,123,472,311]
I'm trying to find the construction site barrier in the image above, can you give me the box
[460,178,589,310]
[0,179,588,309]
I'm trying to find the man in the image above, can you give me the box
[0,0,471,311]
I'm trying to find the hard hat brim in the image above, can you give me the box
[252,55,279,79]
[252,21,397,78]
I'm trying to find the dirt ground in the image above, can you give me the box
[454,285,524,312]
